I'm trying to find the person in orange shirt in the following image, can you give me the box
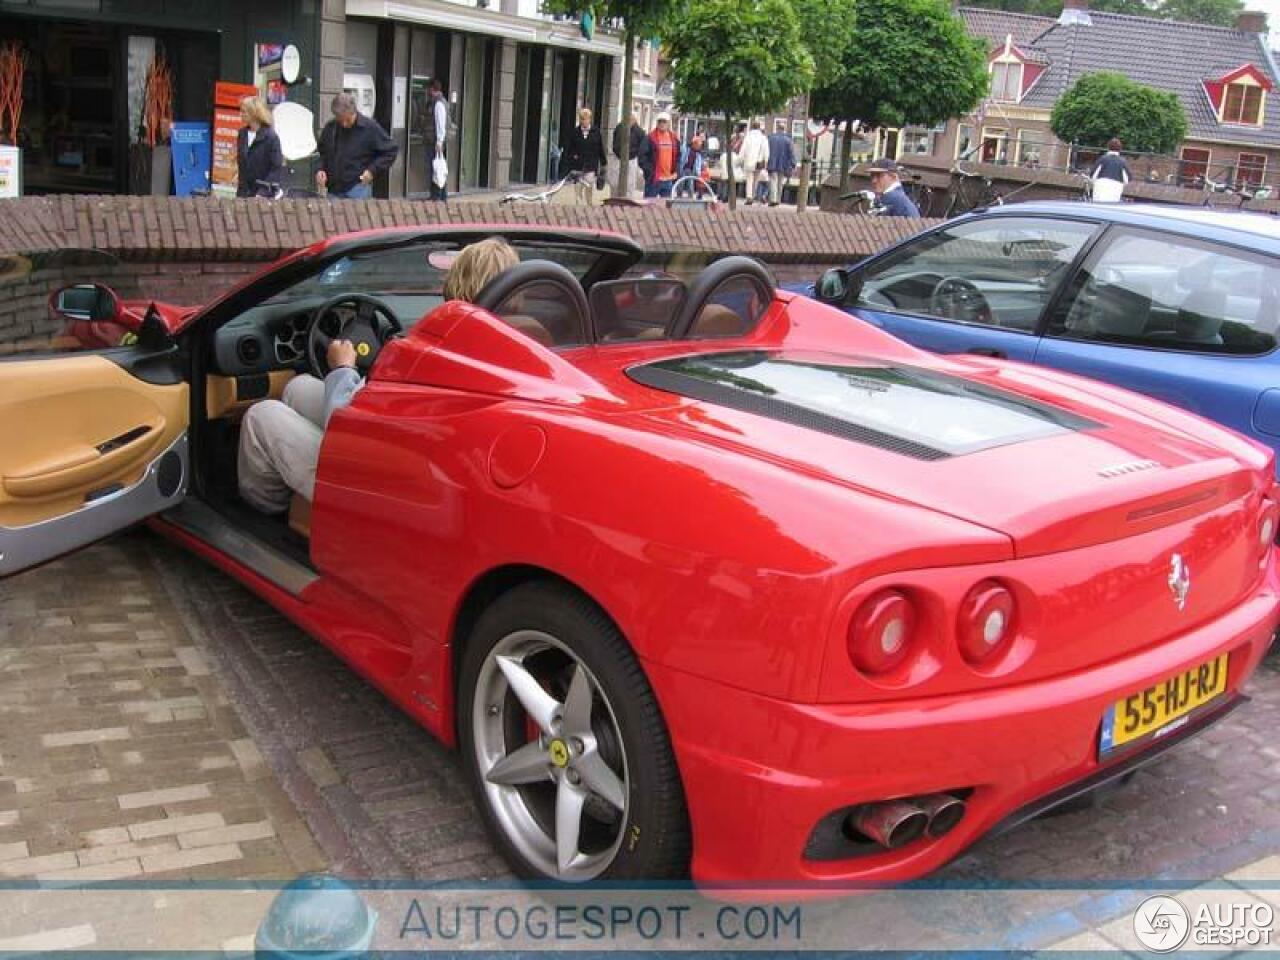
[639,113,682,199]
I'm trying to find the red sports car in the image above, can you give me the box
[2,226,1276,887]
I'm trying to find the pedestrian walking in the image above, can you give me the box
[236,96,284,198]
[676,130,706,196]
[766,124,795,207]
[641,113,681,199]
[1090,138,1130,203]
[739,121,770,205]
[865,157,921,217]
[422,79,450,202]
[612,112,646,197]
[315,93,398,199]
[561,107,606,204]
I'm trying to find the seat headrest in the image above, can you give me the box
[1176,289,1226,343]
[474,258,590,347]
[1093,282,1151,337]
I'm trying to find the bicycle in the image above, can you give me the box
[899,170,935,217]
[500,171,581,204]
[255,180,321,200]
[943,160,1004,218]
[837,189,886,216]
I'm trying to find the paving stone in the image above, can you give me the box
[41,727,131,749]
[0,924,97,952]
[0,851,78,877]
[140,842,243,874]
[0,840,28,862]
[116,783,211,810]
[177,819,275,850]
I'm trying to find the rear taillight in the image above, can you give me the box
[848,589,917,675]
[1260,501,1279,560]
[957,580,1016,665]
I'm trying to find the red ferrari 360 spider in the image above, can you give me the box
[1,226,1276,887]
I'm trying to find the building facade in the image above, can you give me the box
[0,0,625,197]
[0,0,323,195]
[881,1,1280,191]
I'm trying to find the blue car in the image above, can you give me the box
[810,202,1280,474]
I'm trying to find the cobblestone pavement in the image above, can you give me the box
[3,528,1278,897]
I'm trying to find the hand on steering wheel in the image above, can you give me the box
[929,276,993,325]
[307,293,402,379]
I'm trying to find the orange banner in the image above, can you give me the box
[212,81,257,196]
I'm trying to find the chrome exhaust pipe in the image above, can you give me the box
[915,793,966,838]
[850,800,929,849]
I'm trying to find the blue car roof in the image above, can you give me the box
[968,202,1280,253]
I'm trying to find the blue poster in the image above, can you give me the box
[170,122,212,197]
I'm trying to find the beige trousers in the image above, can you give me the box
[769,171,787,204]
[237,374,325,514]
[745,168,767,202]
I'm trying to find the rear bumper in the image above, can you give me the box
[650,582,1277,887]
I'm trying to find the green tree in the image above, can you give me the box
[789,0,857,210]
[1158,0,1245,25]
[663,0,814,209]
[810,0,988,190]
[542,0,682,198]
[1050,71,1188,154]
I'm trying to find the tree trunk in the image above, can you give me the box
[795,89,811,213]
[724,111,736,211]
[616,30,635,200]
[838,123,854,194]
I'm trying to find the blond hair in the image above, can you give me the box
[240,96,273,128]
[579,107,593,125]
[443,237,520,303]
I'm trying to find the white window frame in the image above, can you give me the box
[989,59,1024,103]
[1220,77,1266,126]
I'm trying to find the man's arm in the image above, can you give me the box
[322,340,364,428]
[366,120,399,174]
[434,99,447,150]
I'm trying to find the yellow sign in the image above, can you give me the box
[1104,653,1228,752]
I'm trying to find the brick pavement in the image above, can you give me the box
[2,527,1278,902]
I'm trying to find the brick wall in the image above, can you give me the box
[0,196,937,352]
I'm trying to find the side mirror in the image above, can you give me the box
[816,268,850,304]
[52,283,124,325]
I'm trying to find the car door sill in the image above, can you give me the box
[161,497,319,596]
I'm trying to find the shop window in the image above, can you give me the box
[1222,82,1264,125]
[981,127,1008,164]
[956,123,976,161]
[1237,152,1267,188]
[901,126,938,157]
[1179,147,1211,186]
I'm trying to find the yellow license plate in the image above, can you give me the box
[1100,654,1229,756]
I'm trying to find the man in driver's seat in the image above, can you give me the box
[237,237,520,515]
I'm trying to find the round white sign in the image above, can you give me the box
[281,44,302,84]
[1133,896,1191,953]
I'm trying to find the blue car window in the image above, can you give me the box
[1047,227,1279,356]
[855,217,1096,331]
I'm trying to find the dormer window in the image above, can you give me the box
[991,61,1023,102]
[1222,81,1263,124]
[1205,65,1272,127]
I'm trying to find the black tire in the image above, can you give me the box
[457,580,691,881]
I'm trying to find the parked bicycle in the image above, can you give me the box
[500,171,581,205]
[256,180,320,200]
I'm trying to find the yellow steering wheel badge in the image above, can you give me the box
[548,739,570,768]
[356,342,371,357]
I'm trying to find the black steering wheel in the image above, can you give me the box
[929,276,993,325]
[306,293,402,378]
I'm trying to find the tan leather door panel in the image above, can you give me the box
[0,355,188,528]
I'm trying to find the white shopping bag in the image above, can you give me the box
[432,155,448,188]
[1091,177,1123,203]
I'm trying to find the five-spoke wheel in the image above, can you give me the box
[458,582,690,881]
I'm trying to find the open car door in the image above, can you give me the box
[0,252,188,577]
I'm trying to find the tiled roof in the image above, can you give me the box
[1016,11,1280,148]
[959,7,1057,50]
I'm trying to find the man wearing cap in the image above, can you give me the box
[866,157,920,217]
[641,113,681,199]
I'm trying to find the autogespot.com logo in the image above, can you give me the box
[1133,895,1191,953]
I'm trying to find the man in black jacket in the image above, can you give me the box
[561,107,606,203]
[611,112,645,197]
[315,93,398,199]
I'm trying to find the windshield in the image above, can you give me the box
[260,239,607,328]
[628,350,1097,458]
